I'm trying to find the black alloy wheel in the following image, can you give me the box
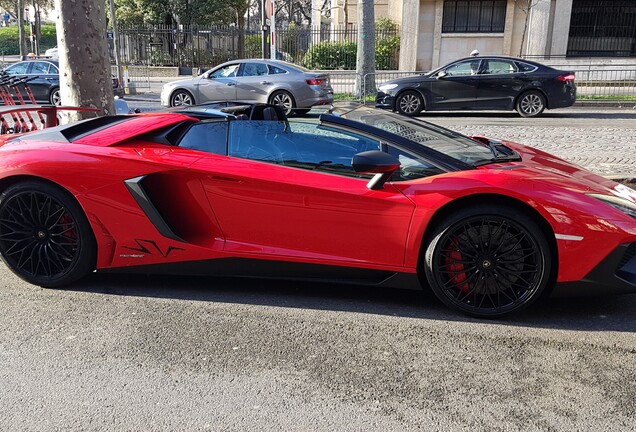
[269,90,295,116]
[396,90,424,116]
[170,89,194,107]
[0,181,96,287]
[516,90,546,117]
[424,206,551,318]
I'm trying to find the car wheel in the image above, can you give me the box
[423,205,552,318]
[396,90,424,116]
[516,90,546,117]
[269,90,295,115]
[50,87,61,106]
[170,89,194,107]
[0,181,96,288]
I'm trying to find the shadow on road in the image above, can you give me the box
[419,110,636,120]
[68,272,636,333]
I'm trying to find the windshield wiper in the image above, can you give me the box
[473,140,522,166]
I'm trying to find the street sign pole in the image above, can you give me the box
[108,0,123,92]
[270,0,276,60]
[261,0,269,59]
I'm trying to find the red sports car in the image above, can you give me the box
[0,103,635,317]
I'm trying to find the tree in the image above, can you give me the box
[353,0,375,98]
[54,0,114,122]
[516,0,538,57]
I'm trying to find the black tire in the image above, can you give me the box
[269,90,295,116]
[50,87,61,106]
[395,90,424,116]
[516,90,546,117]
[423,205,552,318]
[0,181,96,287]
[170,89,195,107]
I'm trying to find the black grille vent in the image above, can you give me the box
[618,243,636,269]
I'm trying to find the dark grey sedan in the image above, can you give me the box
[376,56,576,117]
[2,59,124,105]
[161,59,334,115]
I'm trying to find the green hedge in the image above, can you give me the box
[0,24,57,55]
[302,37,400,70]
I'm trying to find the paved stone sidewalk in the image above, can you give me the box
[422,109,636,179]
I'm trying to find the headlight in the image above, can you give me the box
[588,193,636,219]
[378,83,398,91]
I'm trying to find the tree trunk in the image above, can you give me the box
[354,0,375,98]
[54,0,115,122]
[16,0,27,58]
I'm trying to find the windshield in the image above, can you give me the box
[338,107,494,165]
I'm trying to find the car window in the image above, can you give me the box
[482,60,517,75]
[444,59,481,76]
[386,146,444,181]
[210,64,239,78]
[228,120,381,177]
[516,62,538,73]
[241,63,269,77]
[178,121,228,155]
[4,62,29,75]
[268,65,287,75]
[31,61,52,75]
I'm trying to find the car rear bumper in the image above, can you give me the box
[296,88,334,109]
[548,85,576,109]
[552,242,636,297]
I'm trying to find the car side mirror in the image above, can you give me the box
[436,71,447,79]
[352,150,400,190]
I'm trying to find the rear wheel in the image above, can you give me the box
[423,205,551,318]
[269,90,295,116]
[0,181,96,287]
[516,90,546,117]
[395,90,424,116]
[50,87,61,106]
[170,89,194,107]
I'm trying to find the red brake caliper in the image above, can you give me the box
[445,238,470,293]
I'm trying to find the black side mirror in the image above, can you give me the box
[352,150,400,190]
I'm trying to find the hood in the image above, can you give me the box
[479,139,636,204]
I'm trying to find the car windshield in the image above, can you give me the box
[338,107,494,165]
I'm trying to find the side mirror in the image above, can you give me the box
[352,150,400,190]
[436,71,447,79]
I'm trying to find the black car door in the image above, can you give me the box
[472,59,526,109]
[25,61,59,103]
[428,59,482,110]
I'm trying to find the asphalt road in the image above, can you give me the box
[1,106,636,431]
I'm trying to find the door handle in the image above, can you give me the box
[260,81,271,85]
[225,82,236,86]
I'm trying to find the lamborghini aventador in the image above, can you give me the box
[0,103,634,317]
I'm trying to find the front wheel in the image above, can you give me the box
[170,89,194,107]
[395,90,424,116]
[516,90,546,117]
[0,181,96,287]
[423,205,552,318]
[269,90,295,116]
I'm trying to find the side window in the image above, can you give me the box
[5,62,29,75]
[229,120,381,177]
[386,146,444,181]
[178,122,228,155]
[444,59,481,76]
[241,63,268,77]
[516,62,538,73]
[31,62,51,75]
[210,64,239,78]
[483,60,517,75]
[268,65,287,75]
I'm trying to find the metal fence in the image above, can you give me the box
[111,24,400,70]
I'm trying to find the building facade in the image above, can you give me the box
[331,0,635,71]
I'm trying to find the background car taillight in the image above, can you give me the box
[306,78,326,86]
[557,73,575,82]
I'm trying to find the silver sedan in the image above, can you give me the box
[160,59,334,115]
